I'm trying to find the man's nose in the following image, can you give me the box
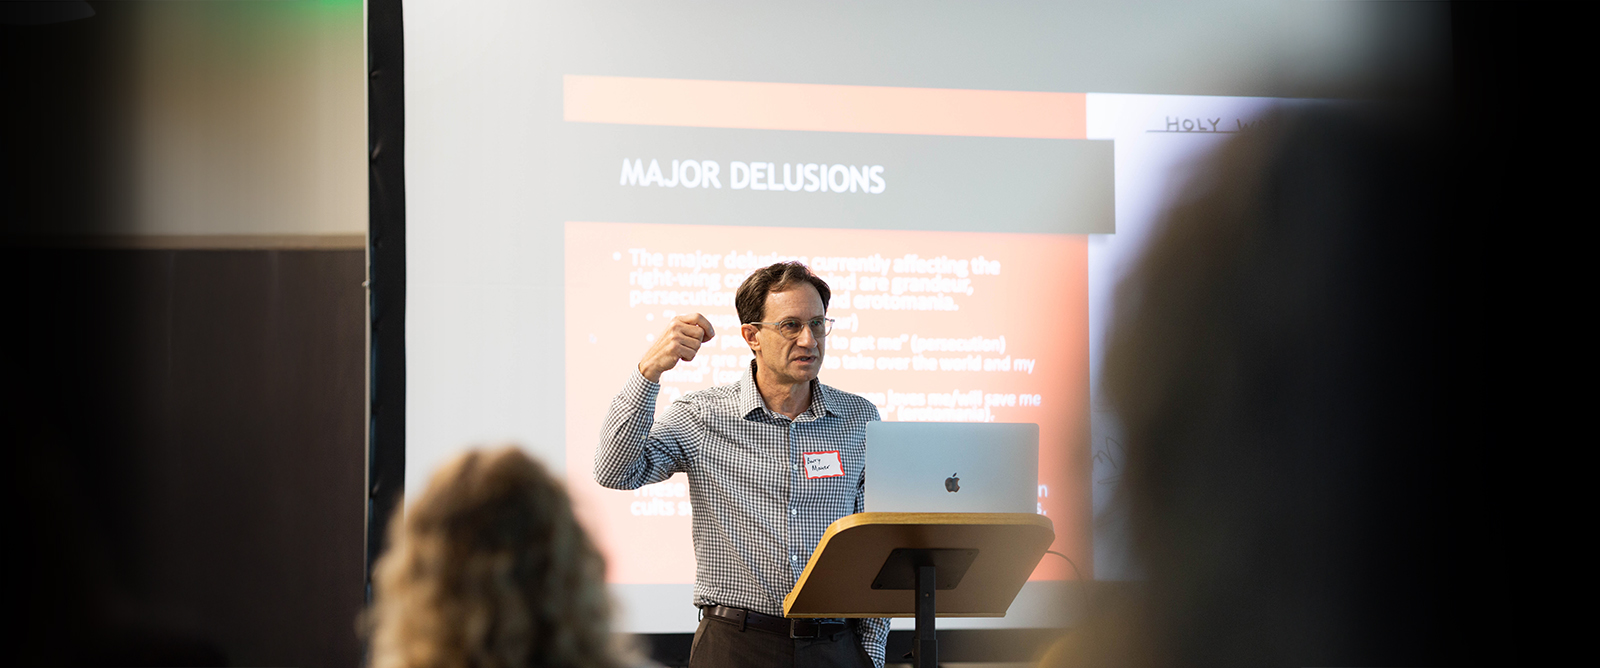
[796,326,817,348]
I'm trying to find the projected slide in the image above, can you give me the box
[541,75,1111,585]
[565,222,1090,583]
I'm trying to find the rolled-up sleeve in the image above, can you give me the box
[857,617,890,668]
[595,369,694,490]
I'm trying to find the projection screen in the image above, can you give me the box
[401,0,1404,633]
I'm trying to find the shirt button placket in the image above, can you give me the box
[788,421,800,576]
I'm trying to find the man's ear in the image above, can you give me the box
[741,323,761,352]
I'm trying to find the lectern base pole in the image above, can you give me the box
[914,564,937,668]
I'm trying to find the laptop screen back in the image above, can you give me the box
[864,422,1039,514]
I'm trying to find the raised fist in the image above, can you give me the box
[638,313,716,383]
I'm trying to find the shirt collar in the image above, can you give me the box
[738,359,833,421]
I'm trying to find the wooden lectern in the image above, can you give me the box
[783,512,1054,668]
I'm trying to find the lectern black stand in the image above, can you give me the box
[783,513,1054,668]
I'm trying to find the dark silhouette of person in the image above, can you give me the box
[1044,96,1577,666]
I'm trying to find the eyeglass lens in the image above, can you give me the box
[780,319,831,337]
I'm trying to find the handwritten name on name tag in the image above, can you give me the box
[802,451,844,479]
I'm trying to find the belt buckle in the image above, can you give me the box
[789,619,837,639]
[789,619,812,639]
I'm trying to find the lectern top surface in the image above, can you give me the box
[783,512,1054,619]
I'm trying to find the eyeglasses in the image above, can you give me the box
[747,317,834,339]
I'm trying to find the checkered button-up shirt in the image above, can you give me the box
[596,361,889,667]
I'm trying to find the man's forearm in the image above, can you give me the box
[594,370,667,489]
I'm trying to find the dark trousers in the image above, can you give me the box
[688,614,874,668]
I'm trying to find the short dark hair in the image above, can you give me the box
[735,262,831,323]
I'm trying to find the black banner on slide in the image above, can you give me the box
[549,124,1114,235]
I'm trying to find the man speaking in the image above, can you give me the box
[595,262,887,668]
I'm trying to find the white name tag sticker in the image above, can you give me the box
[802,451,845,479]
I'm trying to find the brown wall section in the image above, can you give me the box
[3,247,367,667]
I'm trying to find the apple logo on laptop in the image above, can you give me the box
[944,473,960,493]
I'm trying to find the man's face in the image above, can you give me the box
[743,283,827,387]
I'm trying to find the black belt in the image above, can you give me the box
[702,605,848,639]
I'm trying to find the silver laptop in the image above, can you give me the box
[864,422,1039,513]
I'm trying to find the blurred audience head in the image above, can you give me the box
[1049,104,1499,667]
[367,446,626,668]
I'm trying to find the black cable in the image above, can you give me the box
[1044,550,1093,621]
[1044,550,1087,583]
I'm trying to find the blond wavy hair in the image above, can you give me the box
[367,447,626,668]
